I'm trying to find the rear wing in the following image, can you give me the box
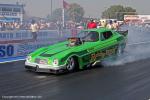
[116,30,128,37]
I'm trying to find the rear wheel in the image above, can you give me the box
[117,44,124,55]
[66,57,78,72]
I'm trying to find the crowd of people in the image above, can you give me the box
[0,21,63,31]
[86,18,120,30]
[0,18,122,32]
[0,18,123,42]
[0,22,21,31]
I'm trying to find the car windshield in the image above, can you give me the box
[77,31,99,42]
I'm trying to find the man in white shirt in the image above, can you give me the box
[107,20,114,30]
[30,20,39,41]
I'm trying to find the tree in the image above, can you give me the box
[102,5,137,20]
[67,3,85,22]
[47,3,85,23]
[47,8,62,22]
[47,8,70,22]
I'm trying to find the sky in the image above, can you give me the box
[0,0,150,18]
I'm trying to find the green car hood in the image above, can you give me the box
[37,41,69,56]
[41,44,69,55]
[33,41,95,59]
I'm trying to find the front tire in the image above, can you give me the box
[66,57,77,72]
[66,57,76,72]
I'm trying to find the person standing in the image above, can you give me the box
[30,20,39,41]
[0,23,2,31]
[107,20,114,30]
[56,21,62,36]
[71,23,77,37]
[87,19,97,29]
[101,20,107,28]
[113,20,119,31]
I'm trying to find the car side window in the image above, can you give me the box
[101,31,113,41]
[82,31,99,42]
[88,31,99,42]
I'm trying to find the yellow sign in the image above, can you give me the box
[91,48,116,61]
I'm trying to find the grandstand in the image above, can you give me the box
[0,2,24,23]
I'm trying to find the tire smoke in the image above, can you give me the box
[102,25,150,66]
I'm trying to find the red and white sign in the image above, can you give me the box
[124,15,150,24]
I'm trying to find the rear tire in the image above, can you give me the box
[117,45,124,55]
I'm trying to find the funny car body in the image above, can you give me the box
[25,28,128,74]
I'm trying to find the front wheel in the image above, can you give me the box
[66,57,77,72]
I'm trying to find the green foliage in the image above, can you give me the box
[47,3,84,23]
[67,3,85,22]
[102,5,137,20]
[47,8,62,22]
[46,8,69,22]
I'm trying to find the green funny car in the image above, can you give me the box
[25,28,128,74]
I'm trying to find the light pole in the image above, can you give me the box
[51,0,53,16]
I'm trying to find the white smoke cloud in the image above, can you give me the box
[102,25,150,66]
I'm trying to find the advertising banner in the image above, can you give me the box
[0,29,73,62]
[124,15,150,24]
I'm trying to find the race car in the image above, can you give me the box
[25,28,128,74]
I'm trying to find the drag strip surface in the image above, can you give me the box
[1,59,150,100]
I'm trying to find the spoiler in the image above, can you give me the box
[116,30,128,36]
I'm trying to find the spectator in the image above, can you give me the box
[113,20,119,30]
[71,23,77,37]
[56,21,62,35]
[0,23,2,31]
[97,21,102,28]
[87,19,97,29]
[1,23,6,31]
[107,20,114,30]
[30,20,39,41]
[101,20,107,28]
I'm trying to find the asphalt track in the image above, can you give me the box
[1,26,150,100]
[1,58,150,100]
